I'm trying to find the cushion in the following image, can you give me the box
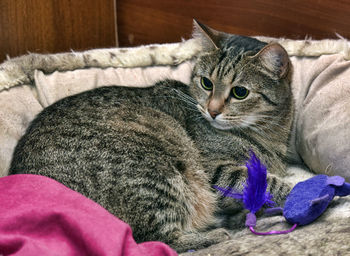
[34,63,193,107]
[0,85,42,176]
[291,54,350,181]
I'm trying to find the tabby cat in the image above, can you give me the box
[9,21,294,252]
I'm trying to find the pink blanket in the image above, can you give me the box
[0,174,177,256]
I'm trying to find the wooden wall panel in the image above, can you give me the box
[0,0,117,63]
[117,0,350,47]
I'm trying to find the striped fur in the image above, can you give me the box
[9,23,294,252]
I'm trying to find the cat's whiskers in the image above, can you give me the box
[228,116,279,147]
[155,95,199,113]
[248,124,274,141]
[257,115,290,132]
[223,115,250,127]
[245,118,290,143]
[225,113,289,132]
[240,119,260,133]
[223,114,288,142]
[196,104,205,113]
[170,88,198,104]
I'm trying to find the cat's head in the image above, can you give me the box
[190,20,292,131]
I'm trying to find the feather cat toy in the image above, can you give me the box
[214,151,350,235]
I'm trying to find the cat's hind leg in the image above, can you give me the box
[114,164,232,253]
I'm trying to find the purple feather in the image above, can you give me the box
[212,185,243,200]
[243,151,275,213]
[213,151,274,215]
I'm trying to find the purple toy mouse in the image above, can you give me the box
[283,174,350,226]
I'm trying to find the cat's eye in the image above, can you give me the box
[200,77,213,91]
[231,86,249,100]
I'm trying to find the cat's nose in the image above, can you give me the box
[209,110,220,119]
[207,97,224,119]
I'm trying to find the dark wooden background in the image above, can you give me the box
[117,0,350,46]
[0,0,117,63]
[1,0,350,63]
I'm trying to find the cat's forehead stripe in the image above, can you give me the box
[209,64,216,77]
[230,73,237,85]
[219,50,243,78]
[216,56,231,79]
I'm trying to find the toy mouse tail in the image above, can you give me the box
[249,223,298,235]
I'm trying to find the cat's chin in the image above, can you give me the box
[200,110,235,130]
[209,120,234,131]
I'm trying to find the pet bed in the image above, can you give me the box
[1,36,350,255]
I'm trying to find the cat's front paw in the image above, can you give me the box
[266,174,292,205]
[171,228,232,253]
[205,227,233,243]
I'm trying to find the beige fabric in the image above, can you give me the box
[291,54,350,181]
[34,63,194,108]
[0,85,43,176]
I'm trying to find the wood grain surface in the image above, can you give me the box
[117,0,350,46]
[0,0,117,62]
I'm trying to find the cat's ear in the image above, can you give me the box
[256,43,290,78]
[192,19,227,51]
